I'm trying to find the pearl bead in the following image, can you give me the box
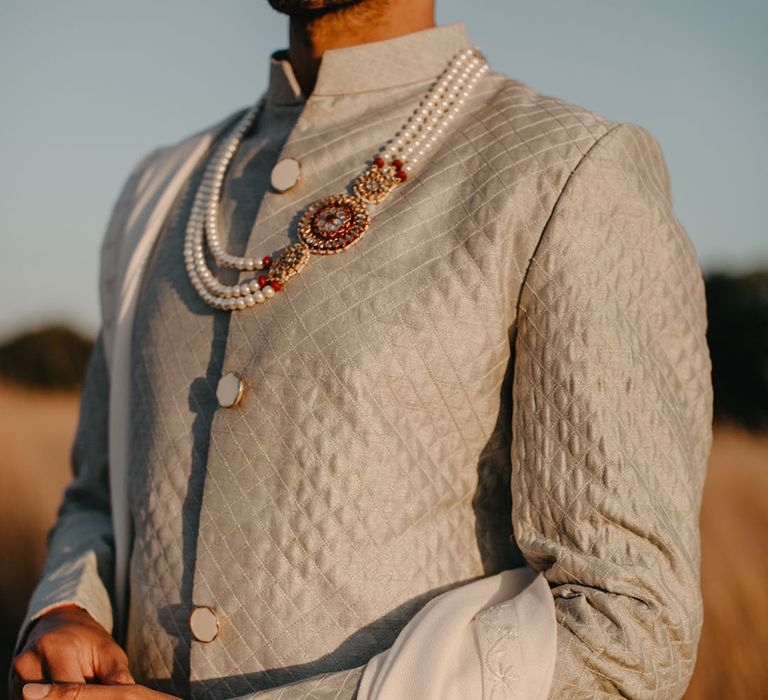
[186,50,487,312]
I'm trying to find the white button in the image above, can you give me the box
[189,605,219,643]
[216,372,244,408]
[270,158,302,192]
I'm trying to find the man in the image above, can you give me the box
[11,0,714,698]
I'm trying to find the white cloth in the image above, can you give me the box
[357,566,556,700]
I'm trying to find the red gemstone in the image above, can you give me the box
[373,157,385,168]
[262,255,272,267]
[395,170,408,182]
[271,280,282,292]
[392,159,403,170]
[257,274,268,288]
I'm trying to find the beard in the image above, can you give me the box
[267,0,370,16]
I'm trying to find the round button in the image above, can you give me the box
[270,158,302,193]
[216,372,244,408]
[189,605,219,643]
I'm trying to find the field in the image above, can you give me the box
[685,423,768,699]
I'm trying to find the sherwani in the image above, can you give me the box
[17,22,714,700]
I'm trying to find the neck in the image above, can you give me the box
[288,0,436,97]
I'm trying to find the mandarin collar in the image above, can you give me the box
[266,22,473,106]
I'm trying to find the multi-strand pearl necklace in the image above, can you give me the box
[184,47,489,311]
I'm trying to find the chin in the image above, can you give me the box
[267,0,368,15]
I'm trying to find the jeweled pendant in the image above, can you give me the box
[298,194,371,255]
[266,242,311,286]
[353,165,399,204]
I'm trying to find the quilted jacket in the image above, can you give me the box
[16,22,713,700]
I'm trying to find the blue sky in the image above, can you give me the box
[1,0,766,336]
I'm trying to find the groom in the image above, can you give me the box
[11,1,713,698]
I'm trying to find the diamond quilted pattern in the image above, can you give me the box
[124,65,617,696]
[511,123,713,699]
[17,26,712,700]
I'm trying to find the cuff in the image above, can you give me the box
[15,551,114,656]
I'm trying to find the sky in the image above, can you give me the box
[1,0,766,337]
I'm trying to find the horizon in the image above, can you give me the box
[1,0,766,338]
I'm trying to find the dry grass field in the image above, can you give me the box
[684,424,768,700]
[0,383,79,677]
[0,383,766,698]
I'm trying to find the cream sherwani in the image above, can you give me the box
[16,23,713,700]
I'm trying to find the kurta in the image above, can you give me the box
[17,22,714,700]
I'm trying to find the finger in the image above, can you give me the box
[10,674,26,700]
[95,647,134,685]
[22,685,52,700]
[23,683,113,700]
[10,667,37,700]
[39,649,86,685]
[23,683,140,700]
[13,651,45,682]
[11,653,45,700]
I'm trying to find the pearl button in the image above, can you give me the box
[270,158,302,192]
[189,606,219,643]
[216,372,244,408]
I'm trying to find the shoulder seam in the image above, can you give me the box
[512,121,625,330]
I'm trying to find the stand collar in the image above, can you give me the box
[266,22,473,106]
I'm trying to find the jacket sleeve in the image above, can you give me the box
[14,333,116,650]
[510,122,714,698]
[239,667,365,700]
[12,146,162,655]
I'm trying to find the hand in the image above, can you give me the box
[21,684,178,700]
[10,605,134,700]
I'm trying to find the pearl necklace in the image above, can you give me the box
[184,47,489,311]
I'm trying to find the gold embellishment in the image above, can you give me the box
[298,194,371,255]
[353,165,400,204]
[267,242,311,285]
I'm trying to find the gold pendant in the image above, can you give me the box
[267,242,311,286]
[297,194,371,255]
[353,165,400,204]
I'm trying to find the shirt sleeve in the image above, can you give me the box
[510,122,714,698]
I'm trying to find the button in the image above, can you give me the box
[189,605,219,643]
[216,372,244,408]
[270,158,302,192]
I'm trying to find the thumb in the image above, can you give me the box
[23,683,134,700]
[22,684,98,700]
